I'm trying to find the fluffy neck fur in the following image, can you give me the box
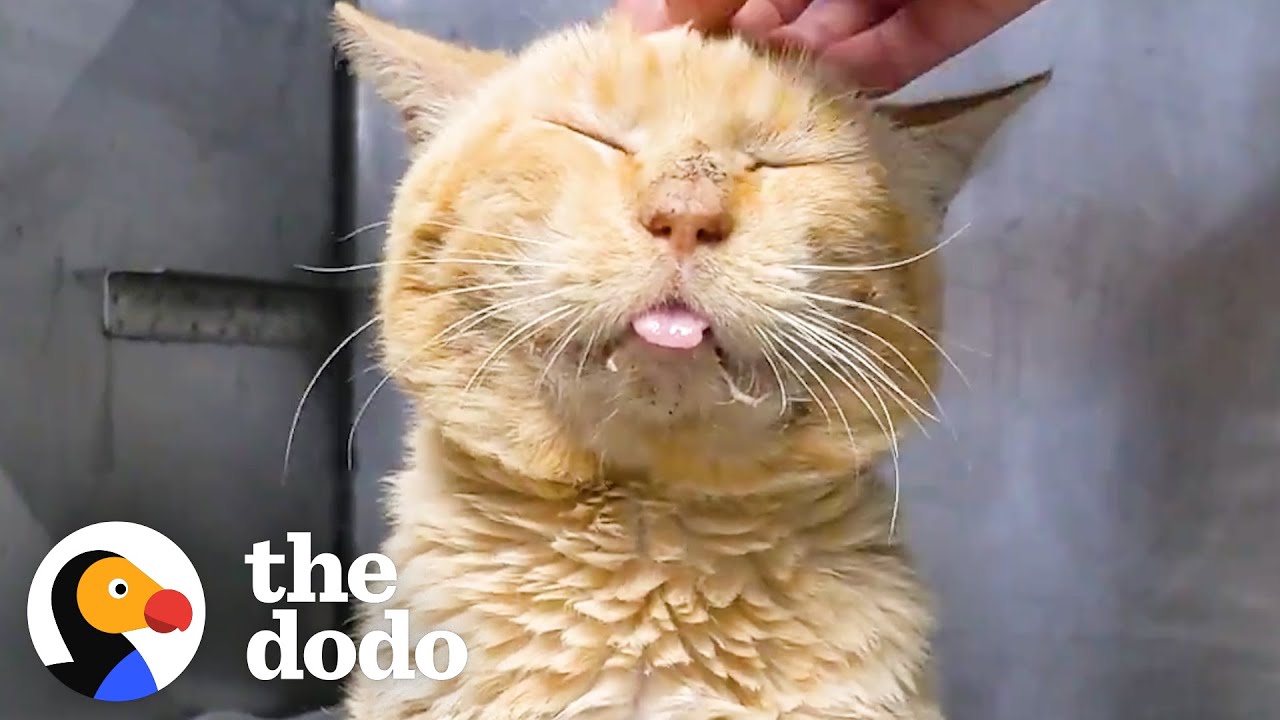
[355,420,939,719]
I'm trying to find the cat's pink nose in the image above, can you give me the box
[640,177,732,258]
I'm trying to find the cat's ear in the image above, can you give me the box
[332,2,509,145]
[874,71,1050,213]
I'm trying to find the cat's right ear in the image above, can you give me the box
[872,72,1049,215]
[332,2,509,145]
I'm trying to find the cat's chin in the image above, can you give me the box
[577,328,773,427]
[605,332,722,386]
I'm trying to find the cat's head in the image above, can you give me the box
[334,4,1045,495]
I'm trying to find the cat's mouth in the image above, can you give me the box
[628,300,711,351]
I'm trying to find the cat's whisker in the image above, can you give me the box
[335,220,389,243]
[790,287,970,388]
[287,279,550,480]
[792,309,938,428]
[751,328,792,418]
[771,329,845,431]
[786,312,921,439]
[803,307,957,441]
[347,370,394,471]
[784,222,971,273]
[464,305,577,393]
[435,286,572,346]
[283,314,381,483]
[761,329,828,424]
[296,256,566,274]
[421,219,558,249]
[537,309,588,390]
[771,331,863,471]
[576,320,606,380]
[776,312,906,537]
[777,314,898,455]
[346,289,574,466]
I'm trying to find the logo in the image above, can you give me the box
[244,533,468,682]
[27,522,206,702]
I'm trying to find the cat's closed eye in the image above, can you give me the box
[538,118,631,155]
[746,155,844,171]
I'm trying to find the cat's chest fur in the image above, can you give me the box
[347,458,941,720]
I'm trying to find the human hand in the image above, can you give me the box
[616,0,1044,93]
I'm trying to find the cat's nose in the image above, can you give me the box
[639,178,732,257]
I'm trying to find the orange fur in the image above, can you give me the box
[333,4,1046,718]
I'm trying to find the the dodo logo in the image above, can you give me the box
[26,521,206,702]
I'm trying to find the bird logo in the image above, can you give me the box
[27,521,205,702]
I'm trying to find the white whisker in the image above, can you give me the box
[287,279,547,480]
[436,286,572,346]
[537,309,588,389]
[770,331,860,470]
[335,220,389,243]
[464,305,577,392]
[421,219,557,248]
[794,310,938,427]
[786,313,916,433]
[761,330,827,421]
[803,307,956,440]
[775,311,905,537]
[785,222,970,273]
[576,320,606,379]
[777,313,897,454]
[751,328,792,417]
[346,371,394,471]
[283,314,380,482]
[789,288,969,387]
[295,257,565,274]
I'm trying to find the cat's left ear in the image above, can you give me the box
[332,2,509,145]
[873,71,1050,213]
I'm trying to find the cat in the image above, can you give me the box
[332,3,1045,718]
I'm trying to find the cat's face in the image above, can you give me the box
[335,5,1045,493]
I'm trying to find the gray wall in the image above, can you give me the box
[902,3,1280,717]
[348,2,1280,720]
[1,1,345,717]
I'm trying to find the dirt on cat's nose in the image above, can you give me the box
[639,175,733,258]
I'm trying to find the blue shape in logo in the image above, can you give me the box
[94,649,159,702]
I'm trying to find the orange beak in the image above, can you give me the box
[143,588,192,633]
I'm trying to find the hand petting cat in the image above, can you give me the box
[616,0,1044,93]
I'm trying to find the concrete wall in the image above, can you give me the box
[1,1,345,716]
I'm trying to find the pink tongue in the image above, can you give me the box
[631,305,710,350]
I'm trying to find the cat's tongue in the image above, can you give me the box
[631,304,709,350]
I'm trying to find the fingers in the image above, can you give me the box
[819,0,1043,91]
[667,0,752,29]
[730,0,811,35]
[615,0,1044,93]
[617,0,751,32]
[770,0,901,50]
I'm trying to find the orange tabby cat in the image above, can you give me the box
[333,4,1045,718]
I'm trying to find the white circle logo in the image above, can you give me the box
[27,521,206,702]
